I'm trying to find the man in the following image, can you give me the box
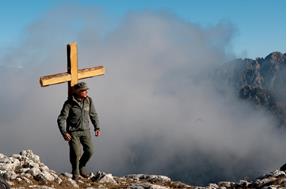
[57,82,100,180]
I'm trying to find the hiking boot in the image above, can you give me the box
[72,174,80,181]
[80,168,90,178]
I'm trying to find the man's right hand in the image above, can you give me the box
[63,133,72,141]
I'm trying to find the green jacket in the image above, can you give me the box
[57,95,99,136]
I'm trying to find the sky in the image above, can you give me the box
[0,0,285,186]
[0,0,285,58]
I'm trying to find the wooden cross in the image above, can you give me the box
[39,42,105,96]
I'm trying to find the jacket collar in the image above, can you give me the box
[69,95,87,106]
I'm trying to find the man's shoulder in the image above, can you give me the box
[86,96,93,102]
[64,97,75,105]
[83,96,92,106]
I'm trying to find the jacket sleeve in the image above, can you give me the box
[89,97,100,131]
[57,100,71,136]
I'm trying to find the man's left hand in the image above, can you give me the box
[95,130,101,137]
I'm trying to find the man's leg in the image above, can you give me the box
[79,131,94,177]
[69,132,82,178]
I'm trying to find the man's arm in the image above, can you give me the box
[89,97,100,133]
[57,101,71,137]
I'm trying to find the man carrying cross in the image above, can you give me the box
[40,42,104,181]
[57,82,100,180]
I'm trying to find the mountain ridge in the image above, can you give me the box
[215,51,286,127]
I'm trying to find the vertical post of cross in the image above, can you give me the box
[67,42,79,96]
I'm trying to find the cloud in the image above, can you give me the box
[0,5,285,185]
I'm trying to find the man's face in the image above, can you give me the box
[78,90,88,98]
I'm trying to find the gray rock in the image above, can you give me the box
[88,172,95,179]
[126,174,171,182]
[90,171,105,182]
[272,170,285,177]
[239,179,251,187]
[53,176,62,185]
[207,183,218,189]
[40,171,55,182]
[262,186,279,189]
[171,181,192,188]
[0,159,20,171]
[28,167,41,177]
[91,171,117,184]
[10,155,21,160]
[19,150,40,164]
[49,172,61,184]
[18,168,30,174]
[217,181,234,188]
[29,186,55,189]
[21,177,32,184]
[39,165,50,172]
[3,171,17,180]
[149,184,169,189]
[67,178,79,188]
[61,172,73,178]
[129,183,169,189]
[24,173,33,179]
[255,177,277,187]
[128,185,145,189]
[34,174,48,185]
[0,154,6,160]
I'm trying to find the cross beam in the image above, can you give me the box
[39,42,105,96]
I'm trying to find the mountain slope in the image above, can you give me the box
[216,52,285,126]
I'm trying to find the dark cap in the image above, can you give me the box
[73,82,89,93]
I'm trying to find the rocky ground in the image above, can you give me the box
[0,150,285,189]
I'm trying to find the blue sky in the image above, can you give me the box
[0,0,285,58]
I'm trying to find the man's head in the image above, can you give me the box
[73,82,89,98]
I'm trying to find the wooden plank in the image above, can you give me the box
[67,42,78,96]
[78,66,105,79]
[68,42,78,87]
[40,73,71,87]
[39,66,105,87]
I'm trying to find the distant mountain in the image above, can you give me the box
[215,52,286,126]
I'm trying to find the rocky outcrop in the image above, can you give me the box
[219,52,285,92]
[0,150,285,189]
[215,52,286,126]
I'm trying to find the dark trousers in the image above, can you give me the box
[69,130,94,175]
